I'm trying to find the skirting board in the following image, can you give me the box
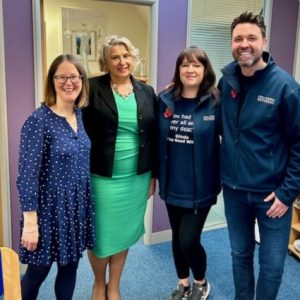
[143,223,227,245]
[143,229,172,245]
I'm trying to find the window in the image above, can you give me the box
[188,0,265,81]
[188,0,265,229]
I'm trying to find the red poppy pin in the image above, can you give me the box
[164,107,173,118]
[231,89,238,99]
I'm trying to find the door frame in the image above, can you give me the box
[32,0,159,244]
[0,0,12,247]
[293,4,300,81]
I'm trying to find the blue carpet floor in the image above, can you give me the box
[38,228,300,299]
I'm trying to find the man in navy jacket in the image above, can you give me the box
[219,12,300,300]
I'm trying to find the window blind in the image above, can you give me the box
[188,0,264,229]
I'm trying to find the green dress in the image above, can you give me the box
[91,92,151,258]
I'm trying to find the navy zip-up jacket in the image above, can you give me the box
[157,90,221,208]
[219,52,300,205]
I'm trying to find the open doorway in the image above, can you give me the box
[43,1,151,78]
[33,0,158,243]
[34,0,158,98]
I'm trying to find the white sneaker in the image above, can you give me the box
[187,281,210,300]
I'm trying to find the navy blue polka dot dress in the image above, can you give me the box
[17,105,95,266]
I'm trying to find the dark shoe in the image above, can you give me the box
[187,282,210,300]
[170,283,190,300]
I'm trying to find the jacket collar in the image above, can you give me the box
[101,72,144,89]
[97,73,146,114]
[221,51,274,91]
[159,89,211,110]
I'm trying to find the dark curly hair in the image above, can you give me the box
[231,11,266,38]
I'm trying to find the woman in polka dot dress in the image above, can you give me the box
[17,54,95,300]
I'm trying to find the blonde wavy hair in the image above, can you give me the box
[99,35,140,72]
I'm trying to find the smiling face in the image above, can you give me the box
[179,54,205,91]
[232,22,267,75]
[105,44,133,82]
[53,61,82,105]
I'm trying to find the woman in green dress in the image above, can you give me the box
[82,35,156,300]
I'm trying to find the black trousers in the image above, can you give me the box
[21,261,79,300]
[166,203,211,281]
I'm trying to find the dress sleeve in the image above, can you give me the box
[17,114,45,211]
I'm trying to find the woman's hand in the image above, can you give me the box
[21,226,39,251]
[21,211,39,251]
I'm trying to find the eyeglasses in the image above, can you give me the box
[53,75,83,84]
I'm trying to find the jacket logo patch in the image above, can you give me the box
[257,95,275,105]
[203,115,215,121]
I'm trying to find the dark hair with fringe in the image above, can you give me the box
[231,11,266,38]
[43,54,89,108]
[170,46,219,103]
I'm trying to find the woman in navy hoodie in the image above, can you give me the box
[157,47,221,300]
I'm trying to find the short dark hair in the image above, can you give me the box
[231,11,266,38]
[43,54,89,108]
[171,46,219,102]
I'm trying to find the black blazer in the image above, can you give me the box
[82,73,157,178]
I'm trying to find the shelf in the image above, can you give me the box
[291,223,300,232]
[288,244,300,259]
[289,197,300,261]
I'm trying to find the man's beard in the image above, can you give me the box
[234,52,262,69]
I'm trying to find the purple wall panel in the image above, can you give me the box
[3,0,35,250]
[156,0,188,92]
[269,0,299,73]
[153,0,188,232]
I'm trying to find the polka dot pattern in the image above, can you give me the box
[17,105,95,266]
